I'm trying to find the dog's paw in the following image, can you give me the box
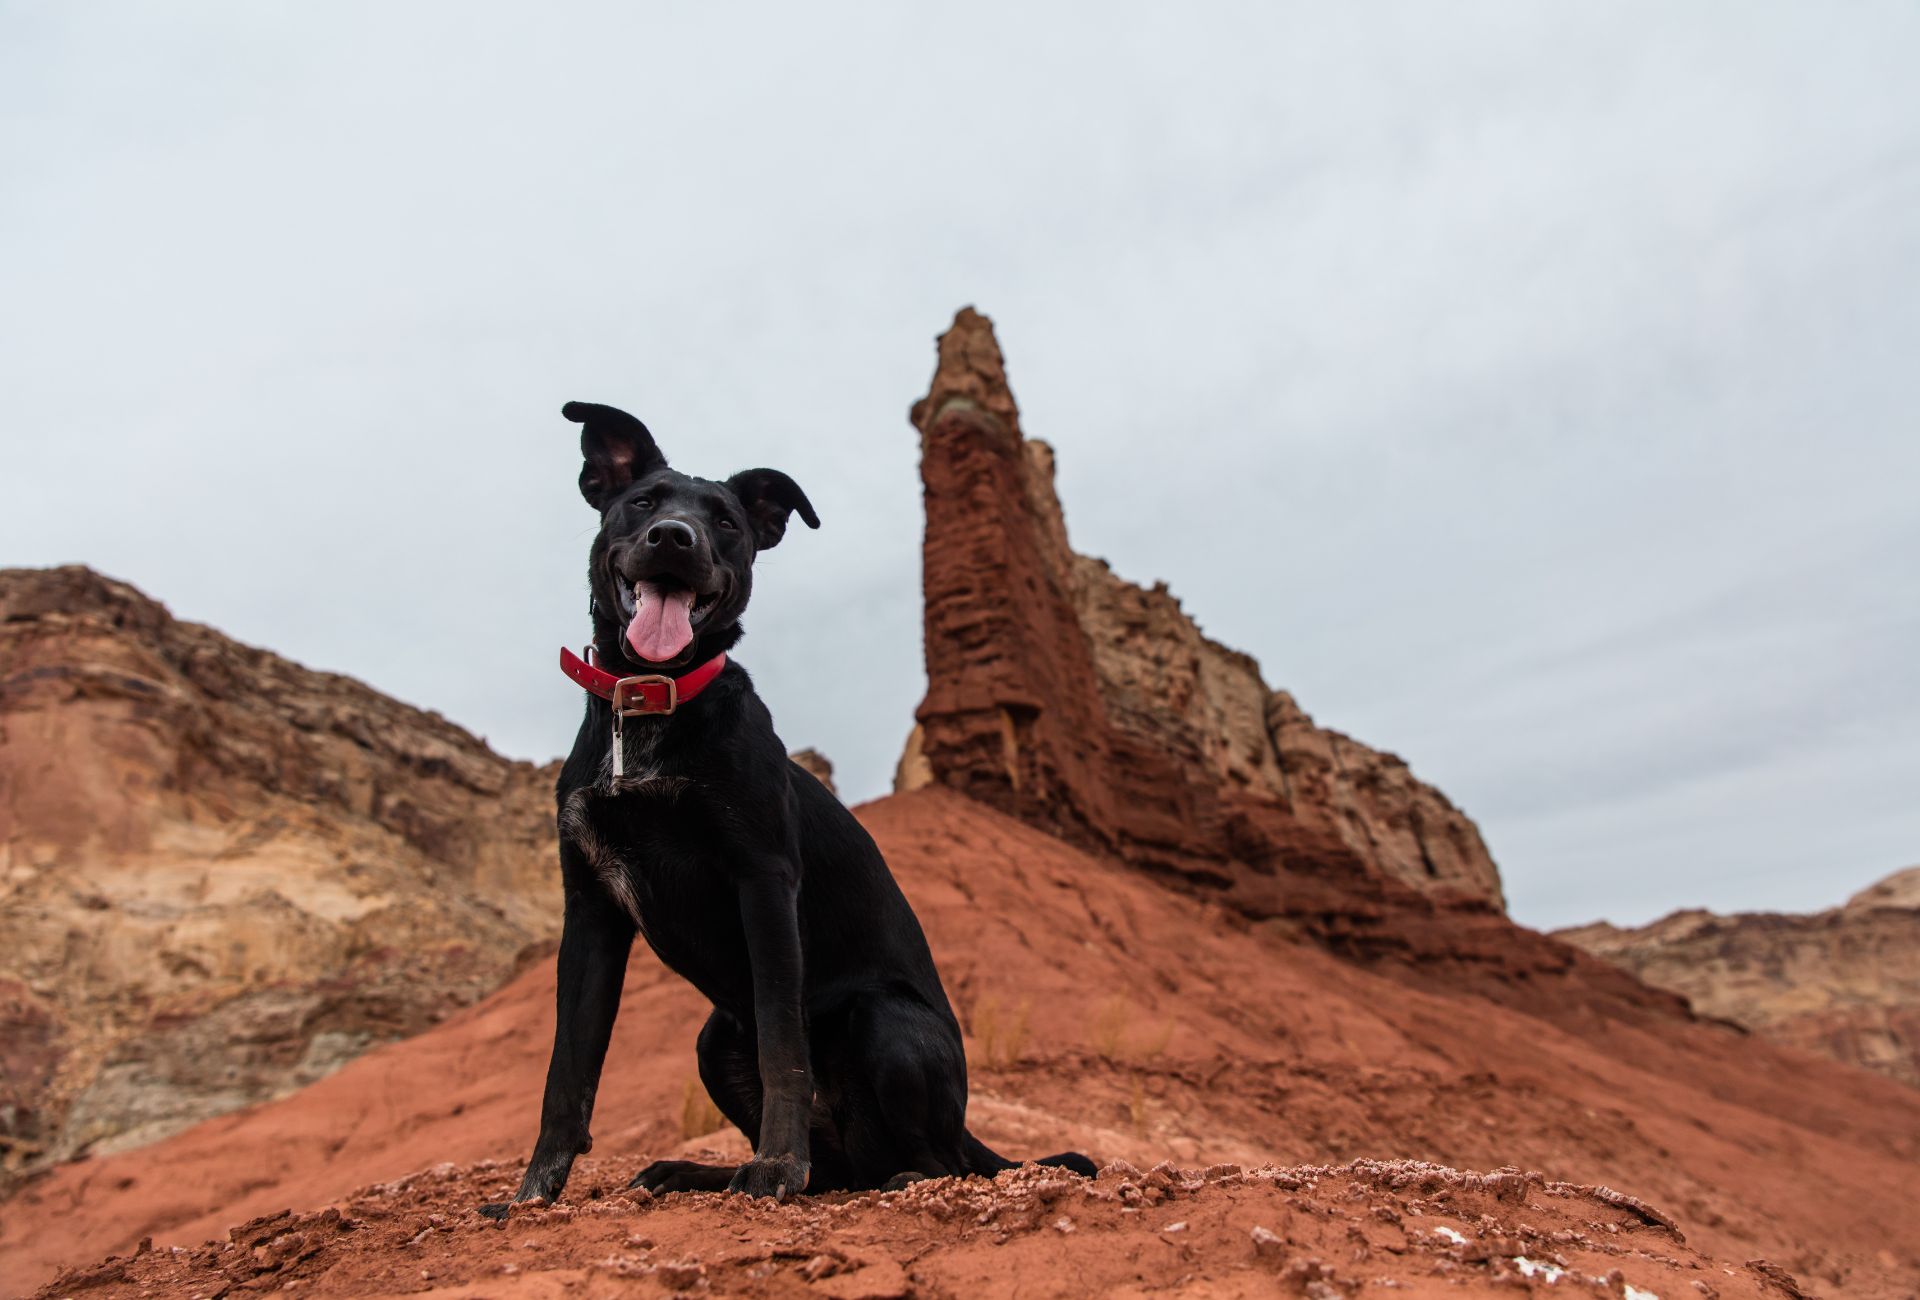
[625,1159,739,1194]
[627,1159,693,1193]
[728,1155,808,1201]
[477,1193,547,1221]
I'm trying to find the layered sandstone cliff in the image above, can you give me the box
[1560,866,1920,1087]
[897,308,1505,927]
[0,566,563,1186]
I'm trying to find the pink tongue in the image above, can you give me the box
[626,582,696,663]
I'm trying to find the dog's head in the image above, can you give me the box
[568,401,818,671]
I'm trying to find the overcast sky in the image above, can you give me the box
[4,3,1915,931]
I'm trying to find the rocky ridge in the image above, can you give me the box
[0,565,563,1184]
[1560,865,1920,1087]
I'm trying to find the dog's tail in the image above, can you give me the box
[961,1128,1098,1179]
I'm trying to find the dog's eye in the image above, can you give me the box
[717,516,736,531]
[631,497,652,512]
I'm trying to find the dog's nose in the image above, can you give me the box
[645,519,697,549]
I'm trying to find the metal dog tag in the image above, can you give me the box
[612,709,625,778]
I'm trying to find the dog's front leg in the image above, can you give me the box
[729,870,812,1200]
[480,878,633,1218]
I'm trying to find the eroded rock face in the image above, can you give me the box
[0,566,560,1184]
[1266,692,1504,908]
[1560,868,1920,1087]
[901,308,1505,920]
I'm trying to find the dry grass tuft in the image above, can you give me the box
[1091,995,1131,1060]
[970,994,1032,1069]
[1128,1075,1148,1133]
[679,1076,726,1140]
[1139,1013,1175,1060]
[1092,996,1177,1062]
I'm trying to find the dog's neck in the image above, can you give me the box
[561,645,729,713]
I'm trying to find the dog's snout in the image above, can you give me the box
[645,518,698,549]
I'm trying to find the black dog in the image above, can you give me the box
[481,402,1094,1216]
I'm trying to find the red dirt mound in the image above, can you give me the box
[10,791,1918,1297]
[44,1159,1805,1299]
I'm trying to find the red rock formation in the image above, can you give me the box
[0,566,560,1185]
[1560,865,1920,1087]
[1267,692,1504,906]
[902,308,1505,927]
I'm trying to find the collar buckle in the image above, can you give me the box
[612,673,678,717]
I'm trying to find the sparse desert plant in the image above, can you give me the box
[1091,995,1132,1060]
[679,1076,726,1140]
[970,994,1032,1069]
[1091,997,1177,1062]
[966,993,993,1063]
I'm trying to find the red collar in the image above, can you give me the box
[559,645,728,716]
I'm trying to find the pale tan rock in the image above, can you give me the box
[1267,692,1504,908]
[0,566,560,1183]
[893,724,932,794]
[1849,865,1920,910]
[789,747,838,799]
[1558,866,1920,1086]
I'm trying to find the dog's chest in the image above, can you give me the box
[558,767,738,969]
[600,721,671,789]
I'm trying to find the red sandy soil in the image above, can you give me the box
[11,791,1920,1297]
[42,1160,1804,1299]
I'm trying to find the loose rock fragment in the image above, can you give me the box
[651,1258,706,1290]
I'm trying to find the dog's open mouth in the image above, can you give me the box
[614,574,722,663]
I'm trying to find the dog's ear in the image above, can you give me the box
[564,401,666,510]
[725,469,820,550]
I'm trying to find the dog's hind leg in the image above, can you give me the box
[826,994,968,1190]
[695,1008,763,1143]
[626,1010,758,1194]
[626,1009,863,1195]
